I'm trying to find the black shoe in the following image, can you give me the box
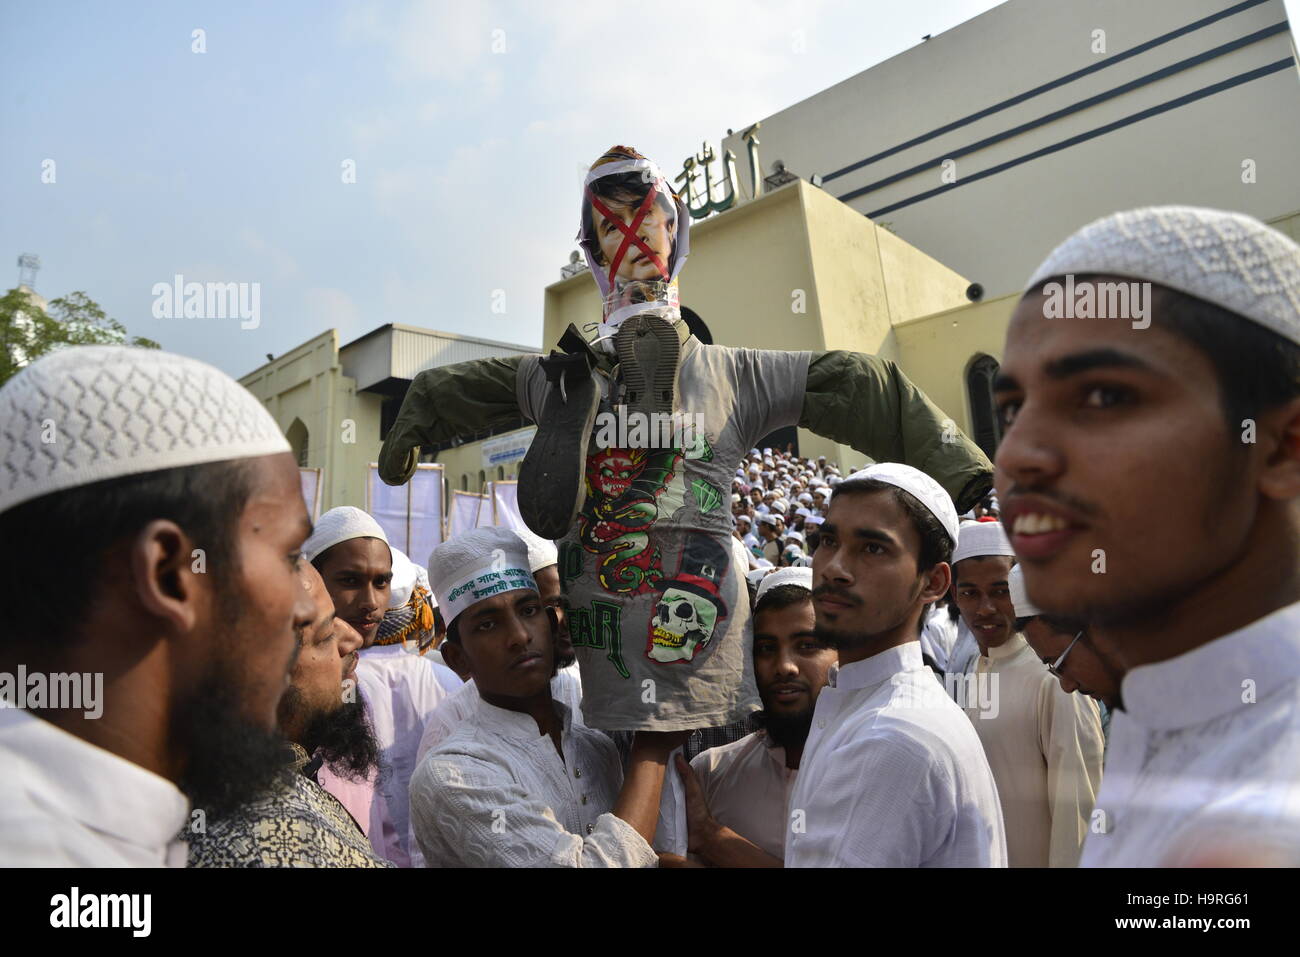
[614,314,680,419]
[518,350,600,540]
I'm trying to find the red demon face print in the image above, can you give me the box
[588,448,643,500]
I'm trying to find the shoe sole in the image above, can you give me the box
[615,315,680,419]
[518,369,600,540]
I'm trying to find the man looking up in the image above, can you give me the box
[0,346,315,866]
[410,527,685,867]
[996,206,1300,866]
[951,521,1104,867]
[785,464,1006,867]
[188,563,391,867]
[674,567,836,865]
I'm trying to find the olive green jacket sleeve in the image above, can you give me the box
[377,355,526,485]
[800,351,993,514]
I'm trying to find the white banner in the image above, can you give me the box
[366,463,445,564]
[489,480,526,532]
[481,428,536,469]
[448,490,489,538]
[298,468,322,520]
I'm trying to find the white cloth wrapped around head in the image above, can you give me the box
[429,526,536,629]
[755,566,813,603]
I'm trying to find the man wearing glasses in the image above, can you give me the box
[951,521,1104,867]
[1010,565,1123,763]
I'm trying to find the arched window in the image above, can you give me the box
[478,469,486,492]
[286,418,309,468]
[496,466,505,481]
[460,473,469,491]
[966,354,1002,459]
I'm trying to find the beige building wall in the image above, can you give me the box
[239,329,383,511]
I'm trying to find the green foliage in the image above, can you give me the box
[0,288,160,385]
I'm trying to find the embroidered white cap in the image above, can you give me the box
[0,345,290,515]
[429,526,535,628]
[839,462,960,545]
[952,520,1016,565]
[304,506,390,564]
[1008,564,1041,619]
[1025,205,1300,345]
[755,565,813,603]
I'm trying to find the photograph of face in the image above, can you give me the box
[589,186,677,283]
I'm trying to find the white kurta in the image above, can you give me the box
[785,642,1007,867]
[0,708,189,867]
[1081,600,1300,867]
[963,635,1104,867]
[690,729,794,861]
[409,698,656,868]
[353,645,460,867]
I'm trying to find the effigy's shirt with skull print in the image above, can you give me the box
[518,338,811,731]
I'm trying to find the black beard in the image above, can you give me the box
[288,689,384,783]
[813,622,871,652]
[172,659,295,821]
[760,706,814,752]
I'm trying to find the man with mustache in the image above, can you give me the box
[187,563,391,867]
[785,464,1006,867]
[410,527,685,867]
[996,206,1300,867]
[306,506,459,867]
[673,567,836,865]
[951,521,1104,867]
[0,346,314,866]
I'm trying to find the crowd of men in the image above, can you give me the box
[1,195,1298,868]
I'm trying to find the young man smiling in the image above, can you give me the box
[784,464,1006,867]
[995,205,1300,867]
[409,527,684,867]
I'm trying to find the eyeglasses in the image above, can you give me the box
[1047,631,1084,678]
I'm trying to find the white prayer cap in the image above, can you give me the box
[731,493,742,504]
[784,530,805,544]
[798,493,813,504]
[757,513,780,527]
[805,514,825,526]
[755,565,813,603]
[772,498,788,512]
[1026,206,1300,345]
[513,527,558,573]
[428,526,535,629]
[388,547,435,609]
[839,463,960,545]
[304,506,390,563]
[1008,564,1041,619]
[952,520,1016,565]
[746,567,772,587]
[0,345,290,516]
[795,507,812,519]
[735,513,752,526]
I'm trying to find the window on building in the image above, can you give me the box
[496,466,505,481]
[460,474,469,491]
[478,469,486,492]
[286,418,309,468]
[966,354,1002,459]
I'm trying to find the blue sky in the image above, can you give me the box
[4,0,1086,377]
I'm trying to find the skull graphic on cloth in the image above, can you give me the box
[648,532,729,664]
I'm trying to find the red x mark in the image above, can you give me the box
[586,184,670,288]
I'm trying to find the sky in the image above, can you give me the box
[0,0,1015,378]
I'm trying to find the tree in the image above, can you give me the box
[0,288,160,385]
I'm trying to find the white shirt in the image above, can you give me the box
[946,620,979,691]
[964,635,1104,867]
[690,730,794,861]
[1081,600,1300,868]
[354,645,460,867]
[0,708,189,867]
[920,605,959,672]
[785,642,1007,867]
[409,697,657,868]
[415,665,584,766]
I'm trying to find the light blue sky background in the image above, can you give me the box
[9,1,1291,379]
